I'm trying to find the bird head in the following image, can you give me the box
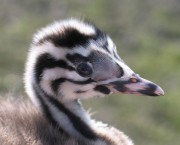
[26,18,164,102]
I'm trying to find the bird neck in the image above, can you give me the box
[31,82,129,145]
[33,81,111,145]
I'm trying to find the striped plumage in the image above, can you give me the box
[0,18,164,145]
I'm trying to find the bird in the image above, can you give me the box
[0,18,164,145]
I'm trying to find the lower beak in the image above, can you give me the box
[102,76,164,96]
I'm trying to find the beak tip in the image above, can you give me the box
[155,86,165,96]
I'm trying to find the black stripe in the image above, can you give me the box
[37,27,96,48]
[51,78,94,94]
[94,85,111,94]
[93,26,112,54]
[32,84,66,135]
[51,78,66,93]
[113,50,120,60]
[33,82,98,140]
[102,40,111,54]
[66,53,89,64]
[35,53,75,82]
[93,24,107,42]
[48,96,98,140]
[75,90,87,94]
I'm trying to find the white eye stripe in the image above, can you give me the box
[112,49,121,60]
[42,68,87,81]
[105,38,122,61]
[70,47,91,57]
[106,36,115,54]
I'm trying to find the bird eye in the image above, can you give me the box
[76,62,93,77]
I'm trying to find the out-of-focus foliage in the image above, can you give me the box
[0,0,180,144]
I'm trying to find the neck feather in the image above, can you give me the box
[32,82,115,144]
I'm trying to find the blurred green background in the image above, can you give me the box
[0,0,180,144]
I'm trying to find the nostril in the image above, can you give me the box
[130,77,138,83]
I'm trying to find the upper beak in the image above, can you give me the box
[98,75,164,97]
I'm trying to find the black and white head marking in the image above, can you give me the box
[24,18,164,144]
[26,18,164,104]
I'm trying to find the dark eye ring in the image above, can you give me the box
[76,62,93,77]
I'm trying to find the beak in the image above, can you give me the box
[98,74,164,97]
